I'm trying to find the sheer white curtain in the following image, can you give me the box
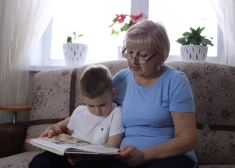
[0,0,53,123]
[211,0,235,65]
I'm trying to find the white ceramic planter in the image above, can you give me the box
[180,45,208,61]
[63,43,88,66]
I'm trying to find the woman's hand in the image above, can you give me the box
[118,145,146,167]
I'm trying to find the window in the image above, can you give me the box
[149,0,218,57]
[50,0,131,62]
[33,0,221,67]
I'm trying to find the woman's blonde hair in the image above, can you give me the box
[122,19,170,62]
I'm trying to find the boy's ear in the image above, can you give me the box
[112,88,116,98]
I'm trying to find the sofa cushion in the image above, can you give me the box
[0,151,41,168]
[28,68,73,121]
[24,124,54,152]
[166,61,235,126]
[166,61,235,165]
[24,69,74,151]
[196,129,235,165]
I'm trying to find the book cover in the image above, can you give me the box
[26,134,119,156]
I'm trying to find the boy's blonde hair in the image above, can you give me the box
[80,64,112,98]
[122,19,170,62]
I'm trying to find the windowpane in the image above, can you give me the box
[149,0,217,57]
[50,0,131,61]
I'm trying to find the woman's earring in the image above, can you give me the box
[157,65,161,71]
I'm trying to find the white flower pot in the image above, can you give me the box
[180,45,208,61]
[63,43,88,66]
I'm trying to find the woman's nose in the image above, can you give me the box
[130,56,140,64]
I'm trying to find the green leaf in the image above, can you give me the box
[176,26,214,46]
[67,36,72,43]
[129,20,134,27]
[201,39,214,46]
[77,34,83,37]
[120,23,130,32]
[176,38,190,45]
[111,29,119,36]
[182,32,192,37]
[197,27,205,34]
[190,27,196,33]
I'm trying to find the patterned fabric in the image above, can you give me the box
[0,60,234,167]
[23,124,54,151]
[0,151,41,168]
[196,129,235,165]
[23,68,74,150]
[167,61,235,165]
[29,68,73,121]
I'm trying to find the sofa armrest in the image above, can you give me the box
[0,122,28,158]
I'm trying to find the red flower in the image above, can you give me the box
[130,13,143,21]
[109,12,143,36]
[116,14,128,23]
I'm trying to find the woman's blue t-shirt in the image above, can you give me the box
[112,65,197,162]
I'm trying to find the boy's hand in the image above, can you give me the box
[40,124,62,137]
[40,117,70,137]
[66,155,82,165]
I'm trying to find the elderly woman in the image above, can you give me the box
[30,20,197,168]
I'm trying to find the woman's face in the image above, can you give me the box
[125,45,163,78]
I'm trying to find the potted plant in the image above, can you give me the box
[109,13,143,59]
[176,27,213,61]
[63,31,88,66]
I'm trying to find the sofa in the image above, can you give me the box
[0,60,234,168]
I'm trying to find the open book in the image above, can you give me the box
[26,134,119,156]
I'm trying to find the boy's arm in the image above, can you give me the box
[106,107,125,148]
[106,133,124,148]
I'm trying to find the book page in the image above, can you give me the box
[27,134,90,155]
[30,141,66,155]
[27,134,119,155]
[72,144,119,154]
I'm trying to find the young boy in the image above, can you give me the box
[66,64,124,164]
[29,64,124,168]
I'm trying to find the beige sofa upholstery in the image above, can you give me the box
[0,60,234,168]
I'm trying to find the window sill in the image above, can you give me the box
[29,59,117,72]
[29,65,73,72]
[30,56,224,72]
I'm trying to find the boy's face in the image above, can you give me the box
[83,89,116,117]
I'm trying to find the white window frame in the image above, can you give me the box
[133,0,225,64]
[30,0,224,70]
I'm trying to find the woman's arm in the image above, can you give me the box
[118,112,196,166]
[142,112,196,160]
[40,117,71,137]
